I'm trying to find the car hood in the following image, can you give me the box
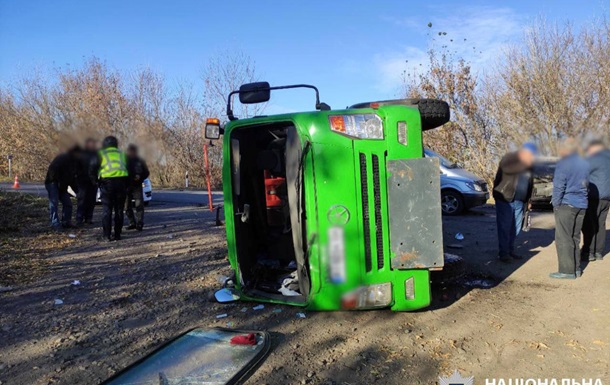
[442,167,483,182]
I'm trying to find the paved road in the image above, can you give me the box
[0,182,224,207]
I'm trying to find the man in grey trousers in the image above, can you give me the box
[550,138,589,279]
[581,138,610,262]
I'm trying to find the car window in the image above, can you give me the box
[533,162,557,177]
[424,149,458,169]
[103,328,269,385]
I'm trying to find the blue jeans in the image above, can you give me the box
[45,182,73,228]
[496,199,525,257]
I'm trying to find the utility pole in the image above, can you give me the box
[7,154,12,178]
[203,144,214,212]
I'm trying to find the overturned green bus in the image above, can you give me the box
[206,82,450,311]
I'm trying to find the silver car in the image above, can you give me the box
[424,149,489,215]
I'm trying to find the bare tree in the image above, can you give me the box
[403,49,502,185]
[202,50,264,119]
[0,52,262,187]
[200,50,265,187]
[488,18,610,155]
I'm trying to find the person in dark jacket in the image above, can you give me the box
[75,138,98,225]
[45,146,80,229]
[89,136,129,241]
[493,142,537,262]
[124,144,150,231]
[581,138,610,262]
[550,138,589,279]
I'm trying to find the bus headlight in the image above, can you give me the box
[341,283,392,309]
[329,114,383,139]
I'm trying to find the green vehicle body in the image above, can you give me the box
[217,86,448,311]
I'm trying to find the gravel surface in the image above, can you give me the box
[0,201,609,385]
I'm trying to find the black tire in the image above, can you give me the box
[407,99,450,131]
[431,253,466,286]
[349,98,450,130]
[441,190,464,216]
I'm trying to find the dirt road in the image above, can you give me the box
[0,197,608,385]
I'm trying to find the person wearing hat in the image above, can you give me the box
[89,136,129,241]
[492,142,538,262]
[550,137,589,279]
[581,138,610,262]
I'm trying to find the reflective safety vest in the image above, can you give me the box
[98,147,128,179]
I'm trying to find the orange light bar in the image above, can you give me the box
[328,115,345,133]
[206,118,220,125]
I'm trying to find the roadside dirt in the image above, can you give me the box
[0,196,608,385]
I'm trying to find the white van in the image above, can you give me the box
[424,149,489,215]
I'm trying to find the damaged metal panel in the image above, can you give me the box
[387,157,444,270]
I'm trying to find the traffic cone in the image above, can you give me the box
[12,175,20,189]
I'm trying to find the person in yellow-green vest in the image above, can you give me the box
[89,136,129,241]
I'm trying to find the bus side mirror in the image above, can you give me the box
[205,118,223,140]
[239,82,271,104]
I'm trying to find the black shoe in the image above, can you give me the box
[126,224,137,230]
[510,253,524,260]
[549,272,577,279]
[581,249,596,261]
[114,234,122,241]
[136,223,143,232]
[62,223,78,229]
[498,254,512,263]
[595,253,604,261]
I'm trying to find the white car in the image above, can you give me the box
[96,178,153,204]
[68,178,152,204]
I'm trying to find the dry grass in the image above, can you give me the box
[0,190,75,285]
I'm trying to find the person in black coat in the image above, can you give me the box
[582,138,610,261]
[45,146,80,229]
[75,138,99,225]
[125,144,150,231]
[492,143,537,262]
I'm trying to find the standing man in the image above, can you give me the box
[90,136,129,241]
[45,146,80,229]
[493,143,537,262]
[581,138,610,262]
[125,144,149,231]
[550,138,589,279]
[75,138,98,225]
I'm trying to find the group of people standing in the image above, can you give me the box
[493,138,610,279]
[44,135,149,242]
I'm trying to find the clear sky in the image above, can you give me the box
[0,0,608,114]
